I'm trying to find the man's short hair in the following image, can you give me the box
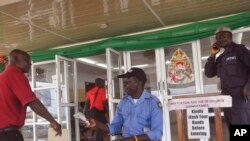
[9,49,29,63]
[95,78,105,87]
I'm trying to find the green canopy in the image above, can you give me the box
[30,11,250,62]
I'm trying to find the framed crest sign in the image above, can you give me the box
[167,48,194,84]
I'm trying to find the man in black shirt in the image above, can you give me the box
[205,26,250,126]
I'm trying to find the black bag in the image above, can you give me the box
[84,103,91,118]
[86,107,100,118]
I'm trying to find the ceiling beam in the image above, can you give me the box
[142,0,166,26]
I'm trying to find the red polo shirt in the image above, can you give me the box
[0,65,37,128]
[86,87,107,111]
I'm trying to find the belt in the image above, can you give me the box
[0,126,19,133]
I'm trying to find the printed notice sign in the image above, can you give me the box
[167,95,232,111]
[187,108,210,139]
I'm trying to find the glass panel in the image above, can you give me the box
[242,30,250,46]
[130,49,157,93]
[22,124,50,141]
[33,63,56,88]
[164,44,196,95]
[61,107,74,139]
[25,107,33,124]
[37,125,49,141]
[59,60,66,85]
[77,54,107,104]
[34,89,57,121]
[68,61,75,103]
[22,125,33,141]
[60,60,75,103]
[61,107,74,123]
[110,51,122,99]
[163,44,196,140]
[200,37,221,93]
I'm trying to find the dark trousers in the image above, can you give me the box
[94,128,105,141]
[93,110,108,141]
[224,107,250,129]
[0,129,23,141]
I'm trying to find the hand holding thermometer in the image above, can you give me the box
[73,112,90,127]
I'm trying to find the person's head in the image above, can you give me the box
[79,101,85,108]
[117,67,147,96]
[95,78,105,88]
[9,49,31,73]
[215,26,233,48]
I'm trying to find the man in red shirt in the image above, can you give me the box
[83,78,108,141]
[0,49,61,141]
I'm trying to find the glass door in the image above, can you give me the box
[161,42,202,141]
[55,55,79,141]
[127,49,168,141]
[106,48,123,140]
[126,43,201,141]
[155,48,170,141]
[28,55,79,141]
[27,60,57,141]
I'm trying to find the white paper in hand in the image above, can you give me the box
[73,112,90,127]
